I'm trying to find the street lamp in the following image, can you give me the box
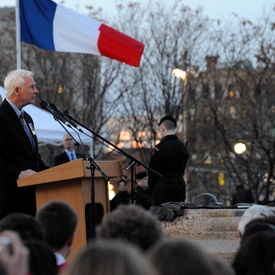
[234,142,246,154]
[172,68,188,144]
[172,68,187,81]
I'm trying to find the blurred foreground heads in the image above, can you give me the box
[238,204,274,240]
[233,231,275,275]
[96,204,163,251]
[35,200,78,273]
[64,239,158,275]
[147,238,218,275]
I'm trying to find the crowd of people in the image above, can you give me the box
[0,202,274,275]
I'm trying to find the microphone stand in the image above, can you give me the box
[66,136,109,239]
[41,102,109,239]
[55,119,108,239]
[85,156,109,239]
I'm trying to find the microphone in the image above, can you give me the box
[40,101,71,127]
[50,103,81,131]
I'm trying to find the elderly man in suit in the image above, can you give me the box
[54,134,84,166]
[0,69,48,218]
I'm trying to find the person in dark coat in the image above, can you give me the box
[54,134,84,166]
[0,69,48,219]
[110,179,130,211]
[231,184,254,205]
[134,172,151,210]
[148,115,189,206]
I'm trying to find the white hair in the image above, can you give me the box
[238,204,274,236]
[3,69,34,97]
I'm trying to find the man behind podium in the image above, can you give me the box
[0,69,48,219]
[54,134,84,166]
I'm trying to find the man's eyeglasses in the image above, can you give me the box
[64,138,73,141]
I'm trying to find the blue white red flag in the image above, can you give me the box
[19,0,144,67]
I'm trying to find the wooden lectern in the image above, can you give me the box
[17,158,123,261]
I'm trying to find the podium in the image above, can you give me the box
[17,158,123,261]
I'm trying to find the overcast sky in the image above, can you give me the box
[0,0,273,22]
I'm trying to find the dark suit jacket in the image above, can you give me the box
[134,185,152,210]
[232,187,254,205]
[110,191,130,211]
[148,134,189,206]
[54,152,84,166]
[0,99,48,218]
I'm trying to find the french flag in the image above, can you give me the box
[19,0,145,67]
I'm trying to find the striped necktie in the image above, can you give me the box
[19,112,36,152]
[70,152,76,161]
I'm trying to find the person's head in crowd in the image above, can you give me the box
[232,231,275,275]
[35,200,78,258]
[241,215,275,243]
[209,255,236,275]
[110,180,130,211]
[0,213,43,242]
[64,239,158,275]
[236,184,244,190]
[96,204,163,251]
[147,238,217,275]
[237,204,274,239]
[24,239,58,275]
[136,172,148,189]
[193,193,223,206]
[158,115,177,138]
[117,179,128,192]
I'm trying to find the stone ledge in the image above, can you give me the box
[166,231,238,240]
[162,216,239,231]
[157,205,275,262]
[159,208,243,263]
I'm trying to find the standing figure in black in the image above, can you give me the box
[231,184,254,205]
[148,115,189,206]
[134,172,151,210]
[110,179,130,211]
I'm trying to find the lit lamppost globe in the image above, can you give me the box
[234,142,246,154]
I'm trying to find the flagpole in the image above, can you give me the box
[15,0,21,69]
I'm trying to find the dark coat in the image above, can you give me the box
[0,99,48,218]
[134,185,151,210]
[54,152,84,166]
[232,186,254,205]
[109,191,130,211]
[148,134,189,206]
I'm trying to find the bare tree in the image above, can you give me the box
[103,1,211,165]
[2,2,275,204]
[201,9,275,203]
[0,9,17,81]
